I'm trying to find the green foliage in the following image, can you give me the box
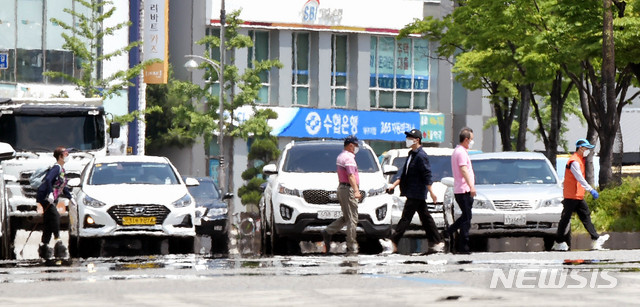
[144,67,203,151]
[43,0,158,98]
[571,177,640,233]
[237,177,268,207]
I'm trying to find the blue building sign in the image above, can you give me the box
[278,108,419,142]
[235,106,446,143]
[0,53,8,70]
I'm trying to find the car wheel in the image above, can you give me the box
[1,203,13,260]
[269,211,287,255]
[68,235,79,258]
[543,235,560,251]
[260,205,272,255]
[358,237,383,254]
[211,233,228,254]
[170,237,194,254]
[78,237,101,259]
[469,236,488,252]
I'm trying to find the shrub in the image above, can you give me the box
[572,177,640,233]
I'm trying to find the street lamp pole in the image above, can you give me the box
[184,54,225,194]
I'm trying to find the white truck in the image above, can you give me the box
[0,97,122,259]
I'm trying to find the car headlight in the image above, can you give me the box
[278,184,301,197]
[472,198,492,209]
[172,194,194,208]
[367,186,387,197]
[541,197,563,207]
[83,194,106,208]
[206,207,228,217]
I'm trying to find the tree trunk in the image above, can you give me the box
[600,0,616,187]
[516,84,530,151]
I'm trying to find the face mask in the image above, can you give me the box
[353,146,359,154]
[63,155,70,163]
[405,138,415,148]
[468,140,475,149]
[583,149,590,157]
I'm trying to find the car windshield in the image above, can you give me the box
[473,158,557,185]
[89,162,180,185]
[282,143,379,173]
[389,155,452,183]
[187,180,220,202]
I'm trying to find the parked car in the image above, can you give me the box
[0,142,16,259]
[380,147,456,237]
[260,140,397,254]
[442,152,564,251]
[183,176,233,253]
[68,155,197,258]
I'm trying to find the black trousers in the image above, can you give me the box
[556,198,599,242]
[392,198,442,245]
[448,193,473,252]
[40,200,60,244]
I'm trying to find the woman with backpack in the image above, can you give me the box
[36,146,72,260]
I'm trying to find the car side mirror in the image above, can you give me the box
[259,182,267,193]
[441,177,454,187]
[262,164,278,175]
[382,165,398,176]
[109,122,121,139]
[184,177,200,186]
[68,178,81,187]
[0,142,16,161]
[223,192,234,200]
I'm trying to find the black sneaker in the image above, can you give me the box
[321,230,332,254]
[54,240,68,259]
[38,243,53,260]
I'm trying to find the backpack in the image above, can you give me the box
[29,165,54,190]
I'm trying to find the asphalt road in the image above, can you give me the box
[2,231,640,306]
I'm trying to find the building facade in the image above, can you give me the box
[166,0,494,213]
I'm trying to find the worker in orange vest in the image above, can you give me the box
[551,139,609,251]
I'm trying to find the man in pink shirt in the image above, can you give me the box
[322,135,362,255]
[444,127,475,254]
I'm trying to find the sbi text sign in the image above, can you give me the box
[277,108,445,143]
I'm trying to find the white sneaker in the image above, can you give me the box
[551,241,569,251]
[592,234,610,250]
[429,242,446,253]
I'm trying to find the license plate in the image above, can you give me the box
[318,210,342,219]
[504,214,526,226]
[122,216,156,225]
[435,220,445,228]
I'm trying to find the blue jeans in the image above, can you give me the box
[448,192,473,252]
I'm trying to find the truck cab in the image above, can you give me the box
[0,97,120,258]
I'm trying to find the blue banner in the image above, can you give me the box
[278,108,420,142]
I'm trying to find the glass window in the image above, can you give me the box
[247,30,270,104]
[0,1,16,82]
[89,162,179,185]
[45,0,74,84]
[473,159,557,185]
[207,28,221,97]
[369,36,430,110]
[282,143,379,173]
[292,32,309,106]
[331,34,348,107]
[17,0,44,83]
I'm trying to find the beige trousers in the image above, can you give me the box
[326,185,359,253]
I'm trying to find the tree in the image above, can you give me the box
[236,109,280,207]
[554,0,640,187]
[145,66,201,152]
[171,9,283,196]
[44,0,152,98]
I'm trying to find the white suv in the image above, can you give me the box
[261,140,397,254]
[380,147,455,237]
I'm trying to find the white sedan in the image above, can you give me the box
[68,155,197,258]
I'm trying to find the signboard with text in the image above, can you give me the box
[420,113,445,143]
[143,0,168,84]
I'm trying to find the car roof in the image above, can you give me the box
[93,155,170,164]
[470,151,548,160]
[287,139,373,150]
[384,147,455,158]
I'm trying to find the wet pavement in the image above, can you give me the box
[0,249,639,305]
[2,230,640,305]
